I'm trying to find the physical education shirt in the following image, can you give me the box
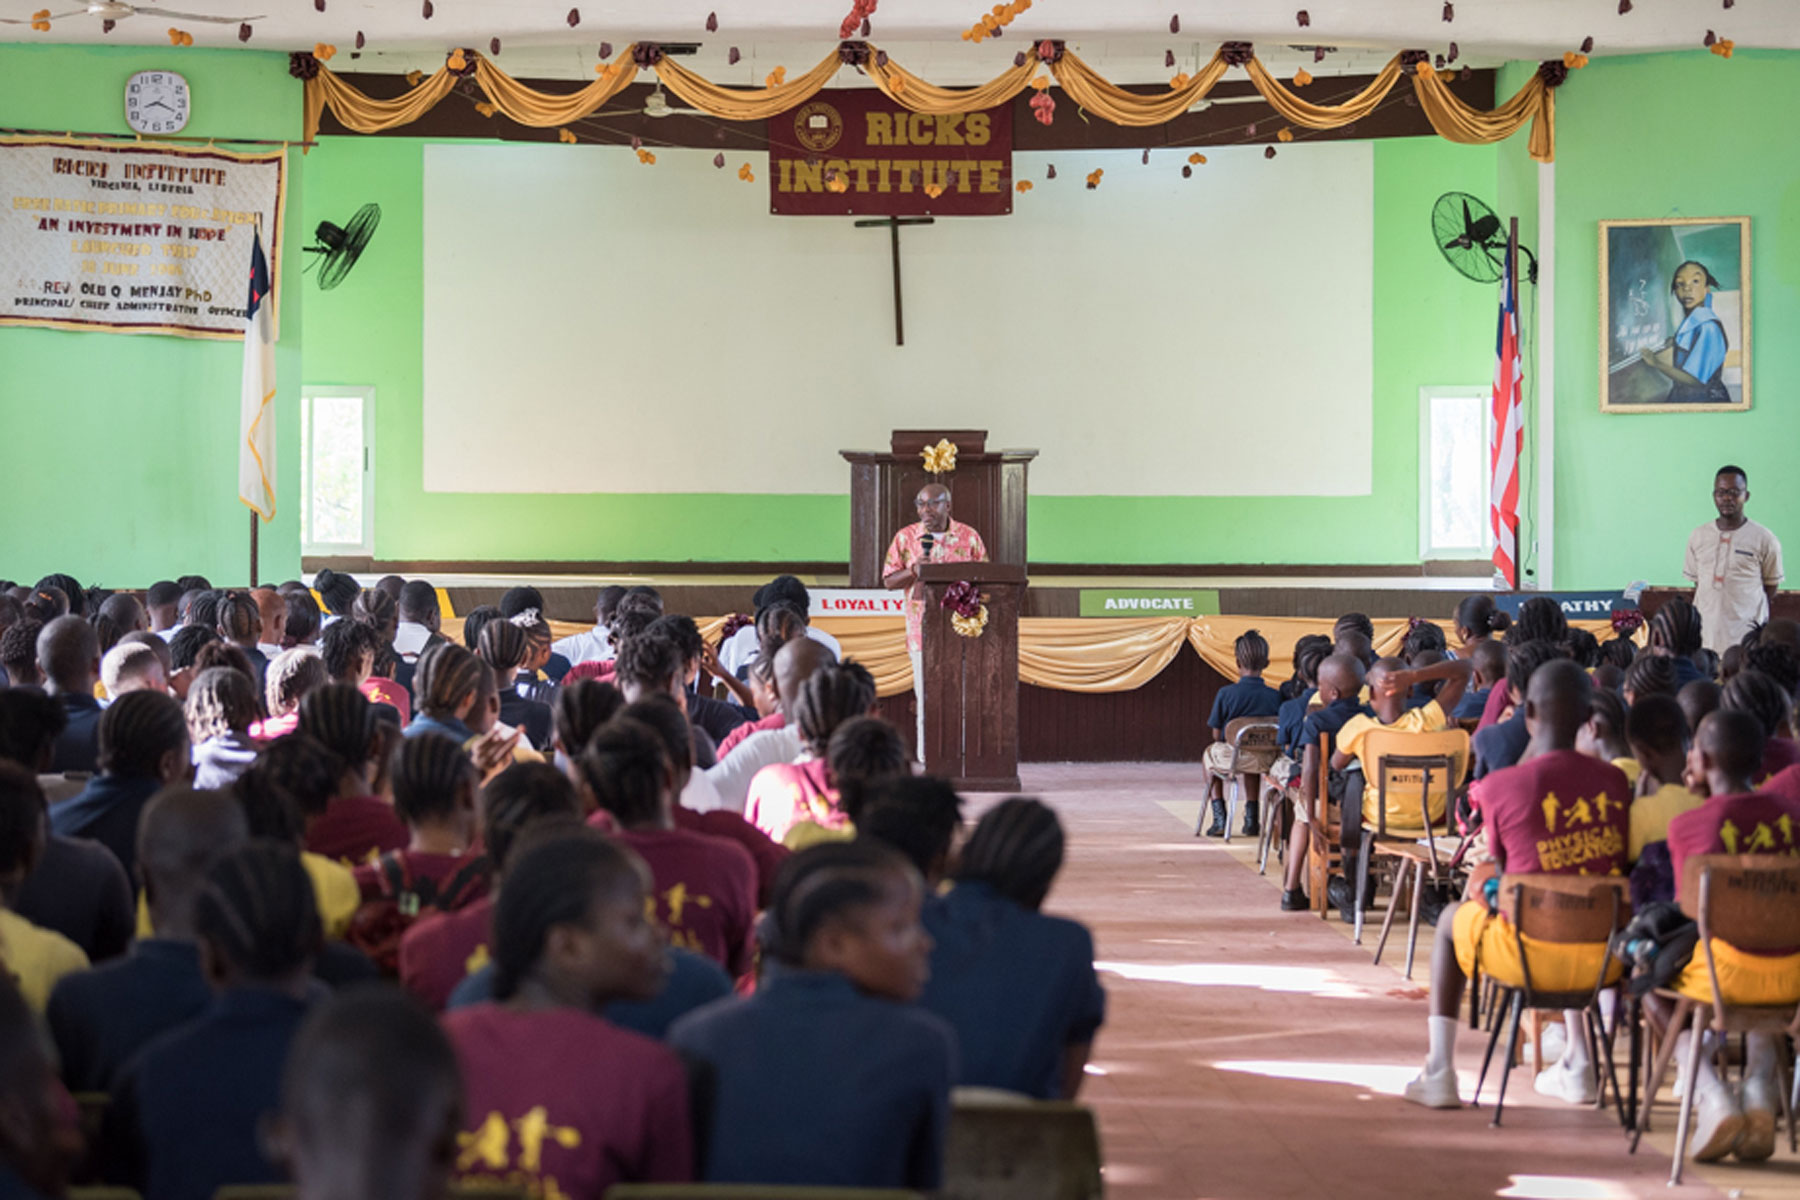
[304,795,409,865]
[1685,517,1784,652]
[399,895,493,1011]
[1478,750,1631,875]
[881,520,989,653]
[1667,791,1800,889]
[607,825,757,977]
[446,948,733,1041]
[672,804,788,909]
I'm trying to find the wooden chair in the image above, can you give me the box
[1471,874,1630,1127]
[607,1188,922,1200]
[1350,728,1470,955]
[1306,733,1343,920]
[1629,854,1800,1186]
[1194,717,1280,845]
[939,1094,1103,1200]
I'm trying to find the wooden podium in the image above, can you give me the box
[917,563,1026,791]
[841,430,1036,588]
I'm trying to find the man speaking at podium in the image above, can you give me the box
[883,482,989,757]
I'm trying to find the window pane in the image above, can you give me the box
[1428,394,1484,552]
[307,394,364,547]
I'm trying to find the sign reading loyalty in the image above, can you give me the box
[1079,590,1222,618]
[769,90,1013,217]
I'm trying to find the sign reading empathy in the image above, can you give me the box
[1080,590,1222,618]
[769,90,1012,217]
[1,137,285,340]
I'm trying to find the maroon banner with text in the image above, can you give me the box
[769,90,1012,217]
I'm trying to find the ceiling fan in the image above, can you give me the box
[594,83,706,120]
[0,2,265,26]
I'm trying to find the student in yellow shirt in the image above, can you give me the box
[1625,694,1704,865]
[0,764,88,1011]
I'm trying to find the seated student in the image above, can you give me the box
[363,642,411,726]
[1624,653,1679,706]
[1200,629,1283,839]
[1474,598,1569,730]
[496,588,571,684]
[294,684,409,864]
[104,842,324,1200]
[281,590,323,653]
[349,585,399,648]
[719,575,844,679]
[1576,685,1639,788]
[917,797,1105,1100]
[1661,709,1800,1163]
[234,740,365,944]
[1474,641,1567,780]
[577,719,756,978]
[1678,677,1722,734]
[318,620,396,724]
[786,715,913,851]
[214,591,268,687]
[1600,629,1639,673]
[312,569,361,629]
[401,762,580,1010]
[476,621,553,752]
[1261,638,1332,823]
[272,987,464,1200]
[0,765,88,1011]
[101,640,168,700]
[1625,695,1703,868]
[621,694,789,911]
[613,626,718,769]
[1721,668,1800,782]
[0,618,44,690]
[459,606,502,653]
[0,693,134,964]
[38,616,102,773]
[405,642,485,744]
[1456,639,1507,722]
[747,663,877,845]
[707,638,835,814]
[1567,628,1603,671]
[51,691,189,885]
[855,776,964,889]
[1405,661,1630,1111]
[463,660,546,775]
[716,656,783,760]
[553,584,627,667]
[670,841,953,1190]
[1277,654,1371,911]
[394,581,447,667]
[1648,597,1710,690]
[349,735,491,957]
[549,679,625,772]
[0,973,80,1199]
[48,788,248,1093]
[649,614,754,744]
[254,648,329,742]
[145,580,183,639]
[165,625,218,682]
[444,828,693,1194]
[185,667,260,790]
[509,611,562,706]
[250,588,287,662]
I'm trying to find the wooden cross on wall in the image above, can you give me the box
[855,215,936,346]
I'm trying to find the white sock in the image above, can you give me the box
[1559,1010,1591,1071]
[1427,1015,1458,1075]
[1676,1031,1729,1101]
[1746,1032,1779,1090]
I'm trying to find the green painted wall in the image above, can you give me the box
[1545,50,1800,590]
[303,134,1500,566]
[0,44,305,587]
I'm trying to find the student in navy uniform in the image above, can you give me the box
[497,586,573,682]
[855,776,964,884]
[50,691,191,886]
[38,616,103,774]
[47,788,249,1094]
[1277,654,1373,912]
[104,841,324,1200]
[1455,640,1507,722]
[1201,629,1284,838]
[1473,641,1568,780]
[918,798,1105,1099]
[474,620,553,751]
[0,975,76,1200]
[669,840,954,1191]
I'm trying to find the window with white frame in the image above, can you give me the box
[301,387,374,556]
[1418,387,1492,560]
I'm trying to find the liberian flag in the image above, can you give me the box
[239,226,276,521]
[1490,241,1523,588]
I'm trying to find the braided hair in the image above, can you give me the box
[481,763,580,872]
[282,591,322,649]
[319,619,380,682]
[1599,636,1638,670]
[1624,653,1679,703]
[756,602,806,663]
[1233,628,1271,674]
[98,690,188,778]
[607,596,663,653]
[1332,612,1375,642]
[194,840,323,981]
[552,680,625,757]
[265,648,329,717]
[460,605,502,651]
[763,839,913,968]
[389,731,476,826]
[1649,597,1705,659]
[490,828,642,1001]
[185,666,259,743]
[1745,643,1800,697]
[476,619,530,677]
[956,796,1066,911]
[791,662,877,757]
[619,695,696,781]
[576,718,672,827]
[412,642,484,721]
[312,569,361,618]
[296,683,377,771]
[22,587,67,624]
[1567,628,1602,670]
[34,574,84,618]
[1722,668,1794,741]
[167,625,218,670]
[1285,634,1333,699]
[236,734,342,829]
[826,716,909,823]
[613,629,684,695]
[856,776,963,880]
[1507,597,1570,647]
[0,618,43,684]
[1455,594,1504,640]
[350,587,398,644]
[215,590,262,646]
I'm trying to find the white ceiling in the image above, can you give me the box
[7,0,1794,82]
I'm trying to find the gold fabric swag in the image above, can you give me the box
[298,42,1563,162]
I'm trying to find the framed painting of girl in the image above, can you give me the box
[1599,217,1750,413]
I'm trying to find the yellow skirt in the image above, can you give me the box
[1454,901,1621,993]
[1673,939,1800,1007]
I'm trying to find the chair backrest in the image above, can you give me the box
[940,1097,1103,1200]
[1500,873,1629,944]
[1222,717,1280,772]
[605,1188,922,1200]
[1682,854,1800,953]
[1358,728,1470,834]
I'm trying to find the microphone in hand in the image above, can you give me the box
[920,532,935,561]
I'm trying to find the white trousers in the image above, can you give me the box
[910,648,925,762]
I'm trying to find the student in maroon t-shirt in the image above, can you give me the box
[444,828,692,1197]
[351,733,490,907]
[1720,669,1800,785]
[1406,660,1630,1111]
[399,762,581,1010]
[575,712,757,979]
[295,684,408,865]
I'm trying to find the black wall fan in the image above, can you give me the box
[304,203,380,290]
[1432,192,1537,285]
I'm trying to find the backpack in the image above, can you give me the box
[346,851,491,976]
[1609,899,1699,997]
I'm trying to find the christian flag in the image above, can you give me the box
[239,227,276,521]
[1490,241,1523,588]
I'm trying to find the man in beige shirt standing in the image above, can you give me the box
[1684,464,1783,652]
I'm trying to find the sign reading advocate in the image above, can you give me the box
[769,89,1012,217]
[1080,590,1222,618]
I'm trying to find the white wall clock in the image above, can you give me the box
[125,70,190,135]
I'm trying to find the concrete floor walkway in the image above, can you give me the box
[995,762,1800,1200]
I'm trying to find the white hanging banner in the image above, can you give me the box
[0,136,285,340]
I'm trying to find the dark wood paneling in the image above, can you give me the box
[842,450,1036,588]
[1018,645,1224,763]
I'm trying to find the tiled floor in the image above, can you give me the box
[993,762,1800,1200]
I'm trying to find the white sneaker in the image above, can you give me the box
[1736,1075,1779,1163]
[1689,1086,1745,1162]
[1539,1021,1566,1064]
[1404,1065,1462,1109]
[1533,1057,1598,1105]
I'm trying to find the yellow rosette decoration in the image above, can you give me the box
[942,581,987,639]
[921,438,959,476]
[950,604,990,639]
